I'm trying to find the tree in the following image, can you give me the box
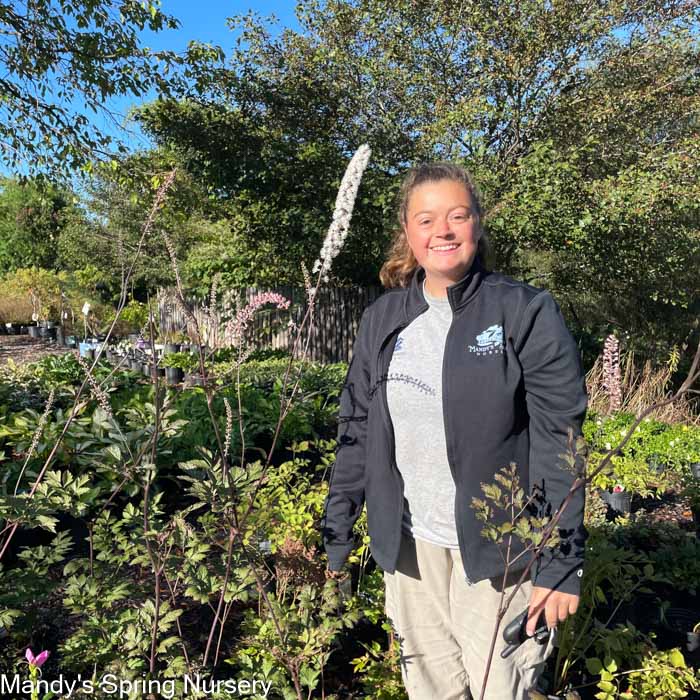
[138,0,699,360]
[137,100,397,287]
[57,149,219,302]
[0,177,76,274]
[0,0,181,174]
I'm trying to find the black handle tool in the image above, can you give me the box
[501,608,551,659]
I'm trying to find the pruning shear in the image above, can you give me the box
[501,608,551,659]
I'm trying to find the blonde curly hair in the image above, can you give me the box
[379,162,491,288]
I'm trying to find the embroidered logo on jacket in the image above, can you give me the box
[468,324,504,355]
[394,335,404,353]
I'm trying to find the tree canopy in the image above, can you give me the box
[0,0,181,173]
[135,0,699,359]
[0,177,75,274]
[0,0,697,363]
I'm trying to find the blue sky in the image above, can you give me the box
[102,0,301,152]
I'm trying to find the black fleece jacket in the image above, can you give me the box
[320,257,588,595]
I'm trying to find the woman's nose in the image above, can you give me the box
[435,219,453,236]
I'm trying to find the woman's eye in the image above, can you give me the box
[419,220,431,226]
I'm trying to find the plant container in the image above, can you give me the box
[28,325,41,338]
[142,363,152,377]
[185,372,204,387]
[130,359,142,372]
[165,367,183,386]
[84,349,95,362]
[164,343,181,355]
[690,463,700,479]
[66,336,77,349]
[661,607,697,651]
[600,489,632,514]
[647,454,665,474]
[39,326,57,340]
[56,326,65,345]
[19,325,28,335]
[78,341,95,357]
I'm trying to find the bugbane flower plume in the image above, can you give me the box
[312,144,372,282]
[603,333,622,414]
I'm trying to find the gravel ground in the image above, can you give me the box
[0,334,74,366]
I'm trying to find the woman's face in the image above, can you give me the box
[403,179,481,295]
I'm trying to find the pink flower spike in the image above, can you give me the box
[25,648,49,667]
[612,485,624,493]
[34,650,50,667]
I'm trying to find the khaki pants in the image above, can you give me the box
[383,532,556,700]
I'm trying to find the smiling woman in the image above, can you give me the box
[379,163,489,292]
[321,162,588,699]
[402,177,483,297]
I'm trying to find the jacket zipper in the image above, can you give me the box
[442,315,474,585]
[377,326,406,531]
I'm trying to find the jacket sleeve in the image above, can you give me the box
[514,291,588,596]
[320,307,373,571]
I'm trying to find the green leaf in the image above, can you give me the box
[586,657,603,675]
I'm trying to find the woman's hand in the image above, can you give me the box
[526,585,579,635]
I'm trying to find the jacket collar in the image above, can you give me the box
[404,254,488,320]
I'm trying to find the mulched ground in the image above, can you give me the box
[0,334,73,366]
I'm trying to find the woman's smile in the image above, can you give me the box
[403,178,481,297]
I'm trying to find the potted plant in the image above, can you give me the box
[162,351,196,386]
[185,370,205,387]
[28,312,41,338]
[162,329,188,355]
[600,484,632,514]
[647,453,665,474]
[39,323,57,340]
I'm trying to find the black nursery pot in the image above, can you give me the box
[39,326,57,340]
[165,367,183,386]
[130,359,142,372]
[28,325,41,338]
[690,463,700,479]
[600,489,632,514]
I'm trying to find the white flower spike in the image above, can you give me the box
[313,144,372,282]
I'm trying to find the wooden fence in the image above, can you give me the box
[157,285,384,364]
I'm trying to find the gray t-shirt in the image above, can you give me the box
[386,280,458,548]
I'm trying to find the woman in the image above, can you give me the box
[321,162,587,699]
